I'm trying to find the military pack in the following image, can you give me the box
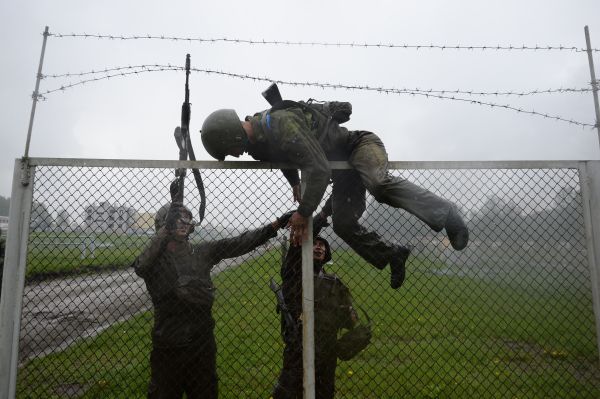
[336,305,372,361]
[262,82,352,125]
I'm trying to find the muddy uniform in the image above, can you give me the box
[133,224,277,399]
[273,244,356,399]
[247,107,452,269]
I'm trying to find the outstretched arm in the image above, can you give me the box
[198,213,292,265]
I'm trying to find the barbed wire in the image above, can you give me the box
[37,66,178,98]
[47,32,600,53]
[40,64,594,97]
[37,66,596,128]
[40,64,165,79]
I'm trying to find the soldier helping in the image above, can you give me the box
[133,203,293,399]
[272,231,369,399]
[200,96,469,289]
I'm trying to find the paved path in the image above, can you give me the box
[19,268,149,363]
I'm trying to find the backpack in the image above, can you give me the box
[262,83,352,125]
[335,305,372,361]
[270,99,352,125]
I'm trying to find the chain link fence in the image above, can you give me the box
[1,159,599,398]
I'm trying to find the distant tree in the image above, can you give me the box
[30,202,53,232]
[0,196,9,216]
[471,195,525,244]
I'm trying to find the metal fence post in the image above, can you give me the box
[0,160,35,399]
[579,160,600,362]
[300,170,315,399]
[23,26,49,159]
[584,26,600,149]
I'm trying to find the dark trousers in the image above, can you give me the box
[148,335,218,399]
[273,340,337,399]
[330,131,452,268]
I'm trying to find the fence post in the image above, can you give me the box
[580,160,600,362]
[24,26,49,159]
[0,160,35,399]
[300,170,315,399]
[584,26,600,150]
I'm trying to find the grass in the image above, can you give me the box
[25,232,149,280]
[16,250,600,398]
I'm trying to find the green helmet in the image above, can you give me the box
[201,109,247,161]
[155,203,193,231]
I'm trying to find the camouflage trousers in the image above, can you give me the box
[329,131,452,268]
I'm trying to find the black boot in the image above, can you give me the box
[390,246,411,289]
[445,205,469,251]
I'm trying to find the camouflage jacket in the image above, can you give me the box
[133,224,277,347]
[247,107,365,217]
[281,244,356,357]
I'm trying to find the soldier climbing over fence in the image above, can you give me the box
[200,83,469,289]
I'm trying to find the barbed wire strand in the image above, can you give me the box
[40,64,594,97]
[47,32,600,53]
[37,66,596,128]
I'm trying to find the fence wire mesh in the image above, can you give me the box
[9,162,600,398]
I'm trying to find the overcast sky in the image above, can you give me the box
[1,0,599,198]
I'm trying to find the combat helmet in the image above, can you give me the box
[201,109,247,161]
[155,203,193,231]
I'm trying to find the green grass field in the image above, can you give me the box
[16,251,600,398]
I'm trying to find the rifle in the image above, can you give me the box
[170,54,206,223]
[269,278,298,342]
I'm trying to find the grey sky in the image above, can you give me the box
[1,0,599,198]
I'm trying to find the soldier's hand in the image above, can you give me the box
[292,184,302,203]
[290,211,308,246]
[275,210,295,229]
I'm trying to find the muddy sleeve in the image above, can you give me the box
[197,224,278,265]
[277,114,330,217]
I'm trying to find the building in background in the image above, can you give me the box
[84,202,137,233]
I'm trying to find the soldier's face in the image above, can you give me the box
[175,213,193,237]
[313,240,327,262]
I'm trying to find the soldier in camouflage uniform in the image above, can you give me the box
[273,233,358,399]
[133,203,291,399]
[201,106,469,289]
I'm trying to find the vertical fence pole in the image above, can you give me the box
[300,171,315,399]
[584,26,600,149]
[0,160,35,399]
[580,161,600,362]
[23,26,49,159]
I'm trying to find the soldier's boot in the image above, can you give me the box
[390,246,411,289]
[445,205,469,251]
